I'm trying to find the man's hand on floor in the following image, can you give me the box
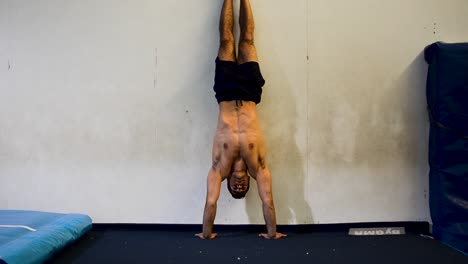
[195,233,218,240]
[259,232,287,240]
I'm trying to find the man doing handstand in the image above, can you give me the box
[196,0,286,240]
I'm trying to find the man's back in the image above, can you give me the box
[214,101,265,178]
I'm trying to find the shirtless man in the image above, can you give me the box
[196,0,286,240]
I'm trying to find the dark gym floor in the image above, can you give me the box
[47,223,467,264]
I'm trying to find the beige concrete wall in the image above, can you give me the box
[0,0,467,224]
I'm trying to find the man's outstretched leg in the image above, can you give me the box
[218,0,236,62]
[238,0,258,64]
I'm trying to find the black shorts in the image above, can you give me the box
[213,58,266,104]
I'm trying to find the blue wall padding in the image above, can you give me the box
[424,42,468,255]
[0,210,92,264]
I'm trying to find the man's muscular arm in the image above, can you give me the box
[256,166,286,239]
[196,168,222,239]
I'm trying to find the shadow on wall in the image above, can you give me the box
[244,28,313,225]
[394,51,430,215]
[399,51,430,169]
[310,51,429,170]
[306,49,430,220]
[378,51,429,170]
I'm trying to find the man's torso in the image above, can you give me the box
[212,100,266,179]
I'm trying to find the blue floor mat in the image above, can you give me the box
[0,210,92,264]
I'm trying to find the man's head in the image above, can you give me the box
[227,170,250,199]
